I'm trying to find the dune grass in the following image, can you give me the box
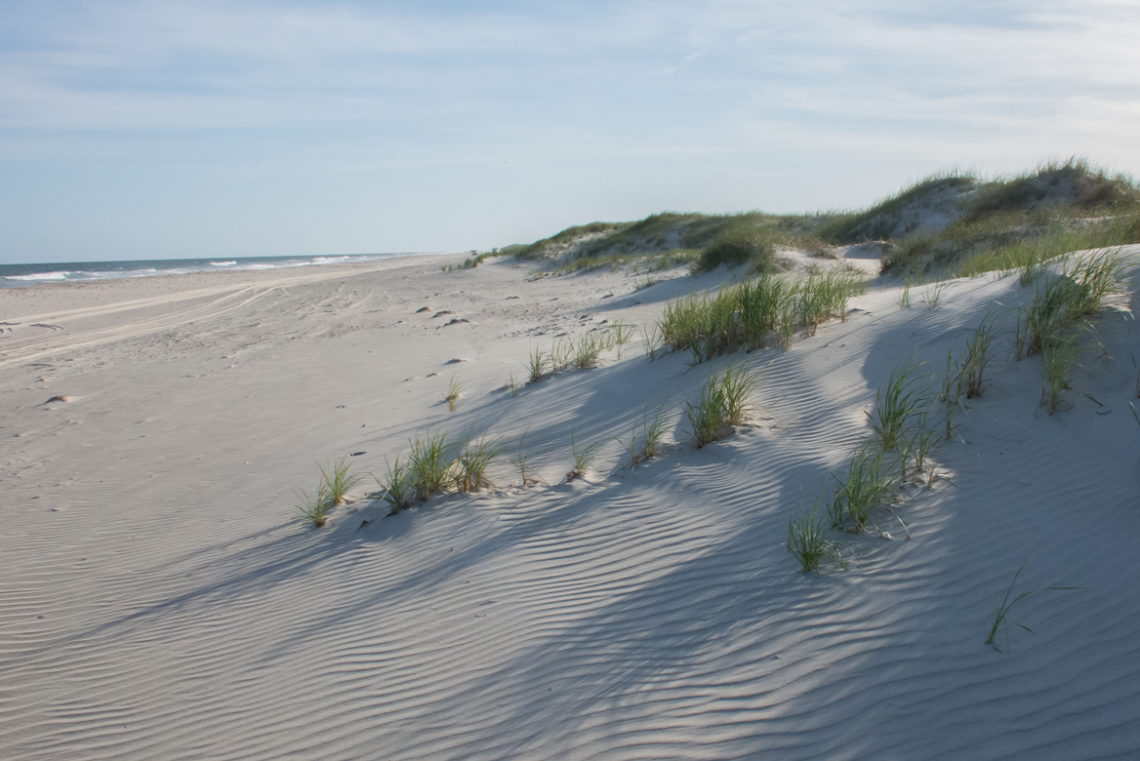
[1011,251,1125,412]
[985,556,1080,651]
[642,323,663,360]
[867,161,1140,277]
[564,431,602,482]
[549,338,573,372]
[319,458,361,506]
[867,365,927,452]
[621,409,667,467]
[377,457,415,515]
[786,511,832,573]
[686,365,754,447]
[897,281,912,309]
[797,271,865,333]
[408,432,455,502]
[905,412,940,481]
[1040,329,1081,414]
[511,431,544,486]
[295,488,332,528]
[658,271,864,362]
[554,248,701,274]
[828,446,898,532]
[962,318,995,398]
[526,346,548,384]
[923,282,949,309]
[819,173,977,244]
[1018,274,1084,358]
[695,219,779,272]
[454,435,499,493]
[445,375,464,411]
[524,331,620,383]
[609,321,634,358]
[966,158,1140,223]
[572,333,605,369]
[1065,249,1126,314]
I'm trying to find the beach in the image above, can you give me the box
[2,249,1140,760]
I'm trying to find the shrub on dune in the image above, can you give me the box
[695,222,778,272]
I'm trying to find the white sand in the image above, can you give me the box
[2,249,1139,760]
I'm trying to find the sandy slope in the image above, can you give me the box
[1,249,1139,760]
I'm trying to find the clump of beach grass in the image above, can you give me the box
[620,409,667,467]
[686,365,755,447]
[549,338,573,372]
[1019,274,1086,358]
[1040,328,1081,414]
[295,488,332,528]
[900,407,941,484]
[1064,249,1126,314]
[659,276,793,361]
[1011,251,1125,412]
[642,323,663,360]
[511,431,544,486]
[454,435,499,493]
[867,364,927,452]
[898,281,912,309]
[319,458,362,506]
[797,271,866,333]
[573,333,605,369]
[610,321,634,358]
[408,432,455,502]
[526,346,548,384]
[294,459,362,526]
[377,457,414,515]
[959,316,995,399]
[564,431,602,482]
[445,375,464,411]
[786,510,838,573]
[828,445,898,532]
[658,272,864,362]
[1017,251,1123,358]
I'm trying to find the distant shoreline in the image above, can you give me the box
[0,251,441,288]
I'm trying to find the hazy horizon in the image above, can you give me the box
[3,0,1139,265]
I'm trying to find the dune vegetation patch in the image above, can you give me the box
[496,158,1139,283]
[512,210,837,275]
[658,271,865,362]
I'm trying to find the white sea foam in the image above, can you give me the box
[7,270,72,281]
[0,252,422,287]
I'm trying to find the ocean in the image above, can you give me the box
[0,252,428,288]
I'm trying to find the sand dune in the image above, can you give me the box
[2,249,1139,760]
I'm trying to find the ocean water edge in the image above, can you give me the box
[0,252,430,288]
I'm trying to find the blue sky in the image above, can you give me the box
[2,0,1139,263]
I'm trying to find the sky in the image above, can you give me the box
[2,0,1139,263]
